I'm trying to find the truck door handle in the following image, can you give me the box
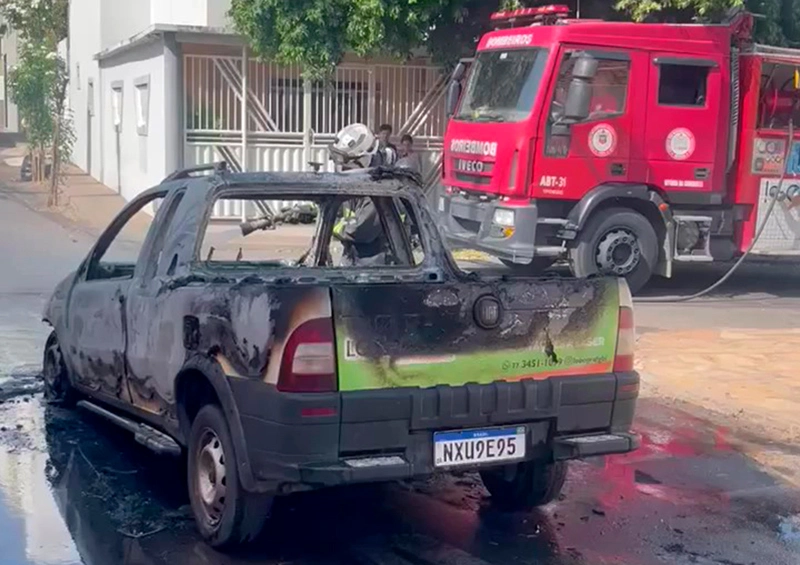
[694,168,710,180]
[610,163,626,176]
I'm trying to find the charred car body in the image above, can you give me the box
[41,165,640,549]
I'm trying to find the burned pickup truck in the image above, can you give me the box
[41,165,640,549]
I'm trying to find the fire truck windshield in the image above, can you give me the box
[454,48,548,123]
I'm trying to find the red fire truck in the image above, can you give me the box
[439,5,800,292]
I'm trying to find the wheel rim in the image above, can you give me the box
[595,228,641,276]
[195,428,227,527]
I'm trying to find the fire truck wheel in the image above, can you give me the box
[500,257,555,274]
[570,207,658,294]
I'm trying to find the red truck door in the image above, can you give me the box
[532,47,645,200]
[642,56,728,201]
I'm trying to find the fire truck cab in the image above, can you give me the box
[439,5,800,292]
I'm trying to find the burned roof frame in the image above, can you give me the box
[163,162,426,199]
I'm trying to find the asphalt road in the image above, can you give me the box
[0,190,799,564]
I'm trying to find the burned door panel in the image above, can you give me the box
[333,278,620,392]
[195,284,333,386]
[125,278,334,417]
[125,286,191,415]
[65,279,133,402]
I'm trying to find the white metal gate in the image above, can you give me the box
[184,52,447,219]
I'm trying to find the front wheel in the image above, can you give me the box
[188,404,273,549]
[481,460,568,511]
[569,207,658,294]
[42,332,77,406]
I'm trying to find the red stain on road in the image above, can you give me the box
[591,416,735,510]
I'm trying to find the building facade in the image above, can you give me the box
[0,19,20,134]
[68,0,447,212]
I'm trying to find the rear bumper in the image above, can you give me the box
[438,190,539,263]
[229,372,640,493]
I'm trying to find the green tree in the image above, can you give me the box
[615,0,800,45]
[1,0,73,205]
[230,0,800,77]
[229,0,450,78]
[614,0,741,21]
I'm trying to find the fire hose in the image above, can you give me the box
[636,120,794,303]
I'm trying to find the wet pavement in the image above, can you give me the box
[1,394,798,565]
[1,188,800,564]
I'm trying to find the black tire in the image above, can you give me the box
[481,460,568,511]
[500,257,555,275]
[187,404,273,549]
[42,332,77,406]
[569,207,658,294]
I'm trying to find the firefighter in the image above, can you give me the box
[332,198,388,266]
[328,123,390,266]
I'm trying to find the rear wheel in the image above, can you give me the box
[42,332,77,406]
[481,460,568,511]
[188,404,273,549]
[500,257,555,275]
[569,207,658,294]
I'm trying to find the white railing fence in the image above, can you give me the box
[184,53,447,219]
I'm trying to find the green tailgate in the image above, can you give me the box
[332,277,620,392]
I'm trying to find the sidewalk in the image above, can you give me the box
[637,328,800,487]
[0,150,316,257]
[0,147,145,239]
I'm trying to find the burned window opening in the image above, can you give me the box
[197,193,426,272]
[86,192,166,282]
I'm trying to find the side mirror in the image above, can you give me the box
[452,61,468,82]
[564,78,592,122]
[446,81,463,118]
[572,54,598,79]
[560,55,598,122]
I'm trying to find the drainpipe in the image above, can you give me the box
[241,45,248,221]
[164,32,183,179]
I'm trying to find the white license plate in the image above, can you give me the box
[434,426,526,468]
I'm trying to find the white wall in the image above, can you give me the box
[151,0,207,28]
[99,0,151,52]
[206,0,233,28]
[100,0,232,51]
[0,26,20,132]
[99,41,167,201]
[68,0,229,201]
[68,0,102,178]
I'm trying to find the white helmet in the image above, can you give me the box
[329,123,379,170]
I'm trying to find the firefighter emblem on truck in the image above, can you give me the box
[588,124,617,158]
[666,128,696,161]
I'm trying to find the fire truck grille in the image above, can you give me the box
[454,173,491,185]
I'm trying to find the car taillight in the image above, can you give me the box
[613,279,635,372]
[278,318,337,393]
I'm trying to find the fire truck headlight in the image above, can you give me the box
[493,208,515,227]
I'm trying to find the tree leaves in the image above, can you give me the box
[1,0,73,194]
[229,0,800,77]
[615,0,743,22]
[230,0,462,77]
[616,0,800,45]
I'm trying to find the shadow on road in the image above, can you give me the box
[638,259,800,301]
